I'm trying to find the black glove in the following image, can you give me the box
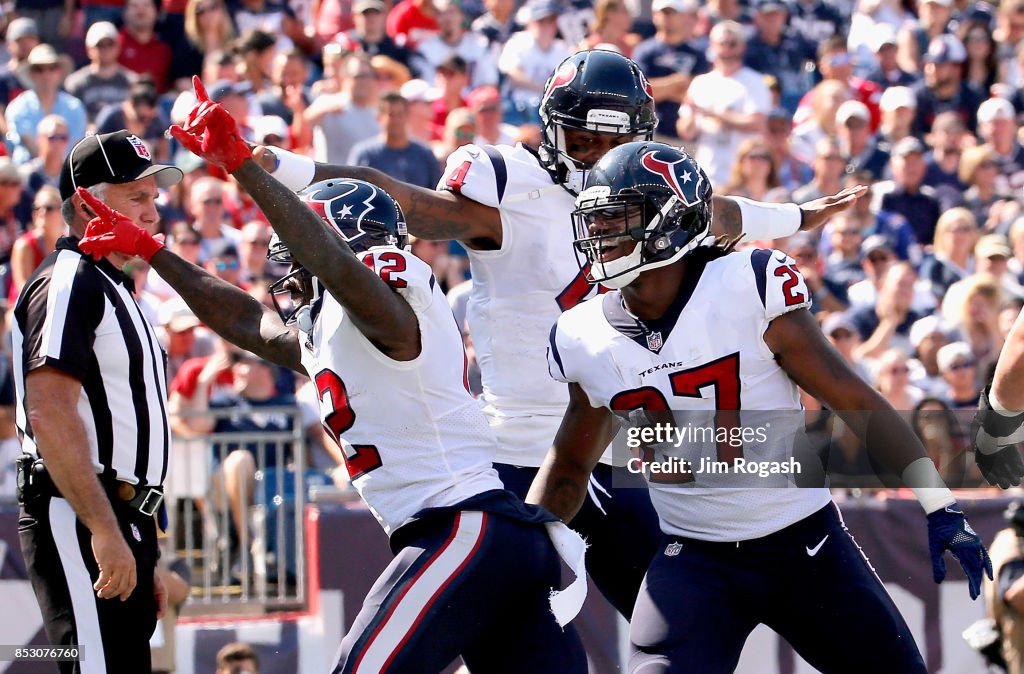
[973,386,1024,488]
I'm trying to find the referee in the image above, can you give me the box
[13,130,182,673]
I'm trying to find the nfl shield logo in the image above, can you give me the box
[646,331,663,351]
[126,135,151,161]
[665,542,682,557]
[130,523,142,542]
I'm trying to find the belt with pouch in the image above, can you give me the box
[16,455,164,516]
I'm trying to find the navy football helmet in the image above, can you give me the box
[571,142,713,289]
[539,50,657,194]
[268,178,408,325]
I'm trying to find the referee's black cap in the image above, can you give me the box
[60,131,183,201]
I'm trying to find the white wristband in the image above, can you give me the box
[902,457,956,513]
[269,147,316,193]
[732,198,802,242]
[988,386,1018,416]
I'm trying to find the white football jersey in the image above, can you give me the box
[299,247,504,535]
[439,143,608,466]
[548,249,832,541]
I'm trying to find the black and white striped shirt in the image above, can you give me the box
[12,237,170,486]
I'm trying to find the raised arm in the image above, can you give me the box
[710,186,867,241]
[75,189,303,372]
[526,382,619,521]
[254,147,503,248]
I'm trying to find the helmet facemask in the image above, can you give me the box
[267,238,319,330]
[541,111,653,195]
[572,186,711,289]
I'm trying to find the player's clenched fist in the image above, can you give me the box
[169,76,253,173]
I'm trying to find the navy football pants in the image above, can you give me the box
[497,462,662,619]
[331,510,586,674]
[629,503,927,674]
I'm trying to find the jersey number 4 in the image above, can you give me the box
[610,353,742,482]
[314,369,383,480]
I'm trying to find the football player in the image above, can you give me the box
[256,50,863,617]
[75,80,589,674]
[529,141,993,674]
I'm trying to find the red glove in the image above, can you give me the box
[76,188,165,262]
[169,76,252,174]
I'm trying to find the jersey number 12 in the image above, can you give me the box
[314,369,384,480]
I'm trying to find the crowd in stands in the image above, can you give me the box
[0,0,1022,499]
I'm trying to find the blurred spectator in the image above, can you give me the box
[996,0,1024,86]
[179,0,236,85]
[19,115,67,194]
[430,54,469,140]
[786,0,842,45]
[342,0,412,65]
[65,22,135,122]
[96,79,170,162]
[937,340,981,408]
[216,642,260,674]
[238,221,274,286]
[874,137,941,245]
[910,397,966,484]
[795,37,882,132]
[497,1,569,126]
[307,54,381,164]
[119,0,174,93]
[704,0,752,31]
[467,86,516,145]
[845,174,920,264]
[908,315,953,397]
[256,52,308,125]
[912,34,983,134]
[876,85,917,149]
[793,137,847,203]
[984,501,1024,674]
[413,0,498,88]
[823,211,866,288]
[0,18,37,108]
[578,0,640,56]
[977,97,1024,191]
[851,261,927,358]
[922,111,967,193]
[387,0,440,50]
[233,0,308,56]
[371,55,414,94]
[233,29,277,96]
[0,158,29,267]
[920,207,979,299]
[6,45,85,165]
[82,0,127,28]
[151,553,191,674]
[349,91,441,188]
[434,106,475,162]
[898,0,953,73]
[190,177,243,261]
[632,0,707,142]
[679,20,771,188]
[848,235,902,307]
[790,80,850,164]
[12,3,70,50]
[959,144,1015,228]
[836,100,882,178]
[975,233,1024,300]
[721,137,789,202]
[313,0,357,46]
[205,241,245,289]
[313,43,348,97]
[8,185,62,306]
[942,273,1003,379]
[744,0,815,112]
[471,0,521,51]
[399,78,437,144]
[875,347,924,409]
[785,231,849,313]
[864,26,918,89]
[157,298,209,383]
[823,312,868,378]
[960,20,999,93]
[765,107,812,190]
[209,80,256,141]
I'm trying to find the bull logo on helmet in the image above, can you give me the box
[640,150,701,207]
[304,180,378,243]
[543,61,578,104]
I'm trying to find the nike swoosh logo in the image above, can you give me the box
[806,535,829,557]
